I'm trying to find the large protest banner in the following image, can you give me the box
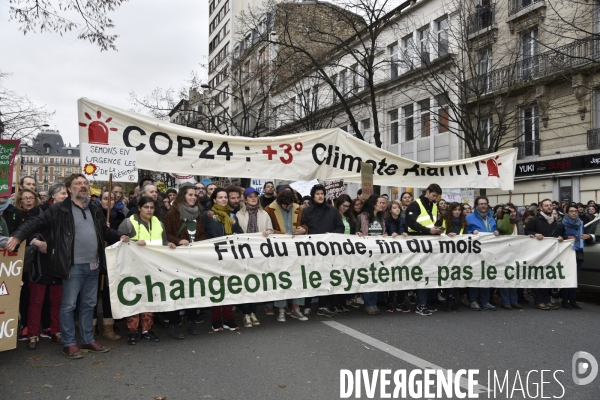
[107,234,575,319]
[78,98,517,189]
[81,143,138,182]
[0,246,25,352]
[0,140,20,198]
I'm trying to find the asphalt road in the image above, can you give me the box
[2,295,600,400]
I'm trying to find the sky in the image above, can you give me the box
[0,0,208,146]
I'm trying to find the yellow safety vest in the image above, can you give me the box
[442,219,465,234]
[408,198,438,232]
[130,215,163,242]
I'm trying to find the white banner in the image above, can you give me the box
[81,143,138,182]
[107,234,576,318]
[78,98,517,189]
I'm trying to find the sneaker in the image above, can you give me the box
[40,328,52,339]
[481,303,496,311]
[570,301,582,310]
[243,314,253,328]
[438,292,446,302]
[534,303,550,310]
[546,303,559,310]
[501,304,513,310]
[80,341,109,353]
[290,308,308,321]
[470,301,481,311]
[332,306,344,314]
[27,336,38,350]
[396,303,410,313]
[426,303,437,313]
[284,307,292,315]
[562,301,573,310]
[354,296,364,305]
[303,308,312,316]
[212,321,224,332]
[250,313,260,325]
[348,299,360,308]
[265,306,274,316]
[510,303,523,309]
[128,331,138,345]
[62,344,83,359]
[317,307,335,317]
[415,305,432,316]
[223,320,239,331]
[51,332,62,344]
[18,327,29,341]
[340,306,350,314]
[461,294,470,307]
[141,330,160,342]
[386,303,394,313]
[277,309,286,322]
[408,292,417,305]
[365,306,381,315]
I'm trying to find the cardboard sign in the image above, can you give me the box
[0,246,25,352]
[81,143,137,182]
[324,180,346,200]
[0,141,20,198]
[360,162,374,200]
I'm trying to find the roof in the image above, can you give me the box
[22,131,80,157]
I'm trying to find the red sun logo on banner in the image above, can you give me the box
[79,110,117,145]
[481,155,502,178]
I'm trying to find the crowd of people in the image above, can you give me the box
[1,175,596,359]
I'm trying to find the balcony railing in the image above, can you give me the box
[466,36,600,98]
[588,129,600,150]
[468,4,496,35]
[508,0,544,17]
[513,139,540,158]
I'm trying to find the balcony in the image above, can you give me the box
[513,139,540,159]
[508,0,544,18]
[466,36,600,98]
[468,4,496,36]
[587,129,600,150]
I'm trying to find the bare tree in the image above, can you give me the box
[0,71,54,140]
[8,0,126,51]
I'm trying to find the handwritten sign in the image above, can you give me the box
[360,162,374,200]
[0,246,25,352]
[81,143,137,182]
[289,179,320,197]
[324,180,346,200]
[0,141,20,197]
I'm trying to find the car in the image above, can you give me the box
[581,218,600,292]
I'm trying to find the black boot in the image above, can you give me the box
[128,331,138,345]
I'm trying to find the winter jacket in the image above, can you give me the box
[10,196,122,279]
[24,203,61,286]
[201,210,243,239]
[385,216,407,236]
[164,207,206,245]
[524,213,558,237]
[466,210,497,234]
[265,202,306,234]
[236,207,274,234]
[301,202,344,234]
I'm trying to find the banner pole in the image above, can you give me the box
[101,173,113,292]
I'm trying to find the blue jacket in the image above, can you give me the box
[466,210,497,234]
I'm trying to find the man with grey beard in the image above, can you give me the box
[5,174,130,359]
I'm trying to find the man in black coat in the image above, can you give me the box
[524,198,564,310]
[5,174,129,359]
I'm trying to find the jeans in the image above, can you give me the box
[60,263,99,347]
[363,292,378,308]
[469,287,490,305]
[500,288,517,305]
[274,298,304,307]
[417,289,435,307]
[241,303,257,314]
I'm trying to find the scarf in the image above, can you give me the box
[562,215,584,251]
[509,217,525,235]
[178,203,201,221]
[114,200,126,213]
[246,204,259,233]
[211,203,234,235]
[539,211,555,225]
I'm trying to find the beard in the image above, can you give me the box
[73,190,90,203]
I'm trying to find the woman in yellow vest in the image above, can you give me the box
[436,202,467,311]
[118,196,176,345]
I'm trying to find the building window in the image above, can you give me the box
[478,117,493,153]
[389,110,399,145]
[521,104,540,156]
[522,27,539,78]
[311,85,319,111]
[437,17,449,57]
[362,119,371,144]
[44,166,48,172]
[403,104,414,142]
[340,70,347,97]
[290,97,296,120]
[44,157,49,163]
[402,34,416,71]
[420,26,431,66]
[389,42,399,78]
[437,95,450,134]
[477,47,492,93]
[419,99,431,137]
[331,74,338,104]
